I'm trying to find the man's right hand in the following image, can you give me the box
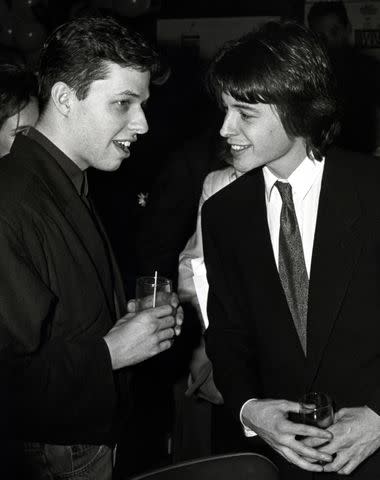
[242,399,333,472]
[103,304,176,370]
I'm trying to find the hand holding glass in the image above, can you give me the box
[299,392,334,465]
[300,392,334,429]
[135,275,172,312]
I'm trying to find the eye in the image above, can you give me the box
[239,111,256,121]
[116,99,130,110]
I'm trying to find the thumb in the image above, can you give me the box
[302,436,329,448]
[282,400,302,414]
[127,299,137,313]
[334,409,346,422]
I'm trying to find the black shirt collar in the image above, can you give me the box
[26,127,86,196]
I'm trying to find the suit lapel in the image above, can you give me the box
[307,150,362,384]
[237,170,308,366]
[90,199,128,316]
[63,194,118,317]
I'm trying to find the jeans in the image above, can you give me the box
[22,442,113,480]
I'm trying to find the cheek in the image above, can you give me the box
[266,125,289,147]
[79,118,102,143]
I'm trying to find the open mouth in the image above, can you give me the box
[230,144,251,152]
[113,140,131,153]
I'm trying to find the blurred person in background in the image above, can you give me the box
[308,1,380,154]
[0,63,39,157]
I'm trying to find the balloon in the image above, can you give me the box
[0,0,13,47]
[113,0,151,17]
[13,0,38,18]
[0,23,14,48]
[12,16,47,51]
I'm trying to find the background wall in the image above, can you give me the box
[157,16,279,61]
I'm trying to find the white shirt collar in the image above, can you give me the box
[263,156,325,202]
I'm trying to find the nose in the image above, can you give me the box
[130,107,149,136]
[220,111,237,138]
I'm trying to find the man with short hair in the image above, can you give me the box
[0,16,182,479]
[203,21,380,479]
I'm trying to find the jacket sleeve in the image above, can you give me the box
[202,200,259,420]
[0,217,117,439]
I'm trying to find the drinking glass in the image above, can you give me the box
[299,392,334,430]
[135,275,172,312]
[300,392,334,465]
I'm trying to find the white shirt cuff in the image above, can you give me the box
[240,398,258,437]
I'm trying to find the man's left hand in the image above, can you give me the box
[304,406,380,475]
[127,293,183,336]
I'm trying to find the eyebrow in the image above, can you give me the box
[116,89,139,97]
[231,102,260,112]
[115,89,150,102]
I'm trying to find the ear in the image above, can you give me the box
[50,82,75,117]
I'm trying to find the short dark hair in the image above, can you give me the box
[308,1,349,29]
[207,21,340,160]
[38,16,167,111]
[0,64,38,129]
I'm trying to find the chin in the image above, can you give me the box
[111,159,124,170]
[233,160,257,173]
[105,155,128,171]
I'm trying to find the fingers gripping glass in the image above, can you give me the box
[299,392,334,429]
[135,275,172,312]
[299,392,334,466]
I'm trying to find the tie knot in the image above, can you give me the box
[275,181,292,204]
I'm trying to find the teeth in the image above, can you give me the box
[230,144,249,151]
[114,140,131,152]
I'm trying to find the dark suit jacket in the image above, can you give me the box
[0,134,131,446]
[202,147,380,479]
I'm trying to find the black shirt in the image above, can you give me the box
[26,127,117,319]
[27,127,85,195]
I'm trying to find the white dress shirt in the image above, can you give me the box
[241,156,325,436]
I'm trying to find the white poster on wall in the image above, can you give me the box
[157,16,279,61]
[305,0,380,59]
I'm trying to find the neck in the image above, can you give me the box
[266,141,307,179]
[35,115,87,171]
